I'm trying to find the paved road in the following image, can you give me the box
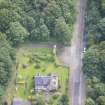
[59,0,87,105]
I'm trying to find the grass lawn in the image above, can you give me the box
[14,47,69,104]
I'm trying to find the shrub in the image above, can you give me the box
[22,64,28,69]
[52,93,60,100]
[35,97,45,105]
[48,98,54,105]
[57,94,69,105]
[34,63,40,69]
[42,68,46,72]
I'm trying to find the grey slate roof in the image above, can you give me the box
[35,76,50,88]
[34,74,58,91]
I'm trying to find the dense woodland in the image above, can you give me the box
[0,0,75,104]
[0,0,75,46]
[83,0,105,104]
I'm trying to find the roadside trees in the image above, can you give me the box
[54,17,71,45]
[96,96,105,105]
[85,98,95,105]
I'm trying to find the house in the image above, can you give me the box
[12,97,31,105]
[34,74,58,91]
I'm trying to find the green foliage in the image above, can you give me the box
[30,24,50,41]
[85,0,105,47]
[0,0,75,45]
[87,76,105,99]
[97,18,105,41]
[57,94,69,105]
[0,8,21,32]
[85,98,95,105]
[85,0,101,47]
[101,0,105,15]
[6,22,29,45]
[29,52,54,64]
[35,97,45,105]
[83,42,105,81]
[52,93,60,100]
[0,86,4,97]
[54,17,72,45]
[83,42,105,103]
[21,16,36,32]
[83,46,100,78]
[0,32,15,103]
[96,96,105,105]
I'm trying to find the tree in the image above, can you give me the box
[96,96,105,105]
[84,0,105,104]
[54,17,71,45]
[97,18,105,41]
[101,0,105,15]
[94,83,105,97]
[0,8,21,32]
[0,32,15,94]
[83,46,100,78]
[83,42,105,103]
[30,24,49,41]
[6,22,29,45]
[31,27,40,40]
[85,98,95,105]
[0,40,12,86]
[11,0,27,10]
[86,77,105,99]
[57,94,69,105]
[0,0,75,45]
[83,42,105,81]
[21,16,36,32]
[0,86,4,97]
[40,24,50,40]
[85,0,101,47]
[44,1,62,18]
[0,86,4,105]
